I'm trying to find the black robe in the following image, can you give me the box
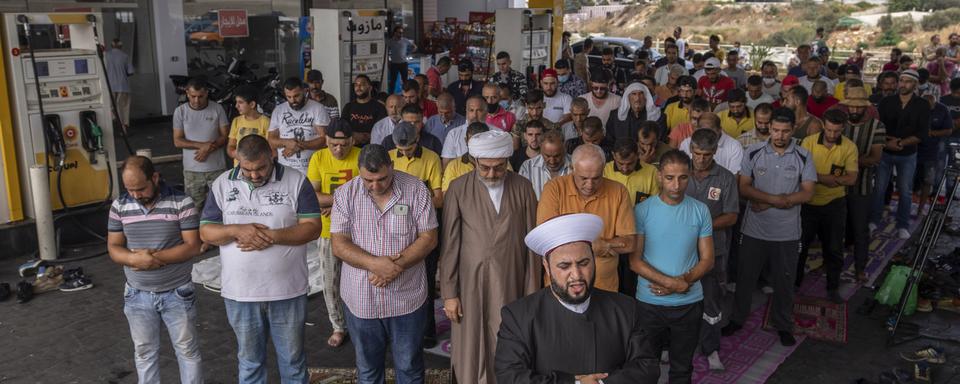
[494,289,660,384]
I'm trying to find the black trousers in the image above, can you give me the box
[846,191,872,274]
[424,208,441,339]
[618,253,638,298]
[733,234,800,332]
[797,198,847,291]
[388,62,408,94]
[637,300,702,384]
[698,266,724,355]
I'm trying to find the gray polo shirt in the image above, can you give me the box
[173,102,228,172]
[740,141,817,241]
[200,164,322,302]
[686,163,739,255]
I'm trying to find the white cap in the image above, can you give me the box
[468,130,514,159]
[525,213,604,257]
[704,57,722,69]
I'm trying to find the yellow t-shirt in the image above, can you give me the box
[801,133,859,206]
[390,147,443,192]
[442,159,474,192]
[834,82,873,101]
[719,110,755,139]
[306,147,361,238]
[602,161,660,205]
[229,115,271,165]
[664,102,690,132]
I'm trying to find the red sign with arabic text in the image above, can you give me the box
[218,9,249,38]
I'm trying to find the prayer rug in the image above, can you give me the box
[309,368,451,384]
[424,298,452,358]
[761,295,848,344]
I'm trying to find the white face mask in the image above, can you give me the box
[762,77,777,86]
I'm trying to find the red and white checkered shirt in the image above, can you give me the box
[330,171,438,319]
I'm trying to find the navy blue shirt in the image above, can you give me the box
[918,102,954,162]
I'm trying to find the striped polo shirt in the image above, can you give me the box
[108,184,199,292]
[201,164,322,302]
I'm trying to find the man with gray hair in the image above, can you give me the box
[331,144,439,383]
[537,144,636,293]
[441,130,540,384]
[520,129,572,199]
[371,94,405,147]
[684,129,739,371]
[424,92,466,147]
[679,111,744,174]
[199,135,322,382]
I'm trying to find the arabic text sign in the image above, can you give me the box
[342,14,385,41]
[219,9,249,38]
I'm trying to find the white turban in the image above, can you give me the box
[617,82,661,123]
[468,130,514,159]
[525,213,604,257]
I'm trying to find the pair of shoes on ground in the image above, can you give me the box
[869,223,911,239]
[721,322,796,346]
[58,267,93,292]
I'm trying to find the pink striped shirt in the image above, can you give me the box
[330,171,438,319]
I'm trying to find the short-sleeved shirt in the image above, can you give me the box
[390,146,443,192]
[229,115,271,165]
[315,92,341,120]
[664,101,691,131]
[918,103,954,162]
[306,147,361,238]
[330,171,439,319]
[382,131,444,155]
[442,123,469,159]
[634,195,713,306]
[686,163,739,256]
[680,132,744,174]
[802,133,859,206]
[737,129,770,150]
[387,37,415,63]
[105,49,133,92]
[740,141,818,241]
[519,154,572,200]
[602,161,660,205]
[424,114,466,147]
[580,92,621,128]
[173,102,229,172]
[697,75,735,106]
[843,118,887,196]
[718,110,755,138]
[108,185,198,292]
[200,164,322,302]
[537,175,636,292]
[442,158,474,192]
[878,94,930,156]
[543,92,572,123]
[342,100,387,135]
[269,99,331,174]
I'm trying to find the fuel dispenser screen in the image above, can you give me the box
[36,61,49,77]
[74,59,88,74]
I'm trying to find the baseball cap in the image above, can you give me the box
[542,68,558,79]
[324,118,353,138]
[392,121,418,147]
[782,75,800,87]
[704,57,722,69]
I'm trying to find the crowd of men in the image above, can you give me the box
[106,28,960,384]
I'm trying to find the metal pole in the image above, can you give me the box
[30,165,57,260]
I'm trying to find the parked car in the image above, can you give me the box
[570,36,639,74]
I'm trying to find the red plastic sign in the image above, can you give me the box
[11,47,19,56]
[218,9,249,38]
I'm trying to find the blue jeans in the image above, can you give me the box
[871,152,917,229]
[344,301,428,384]
[224,295,308,384]
[123,281,203,384]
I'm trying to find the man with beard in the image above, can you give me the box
[495,213,659,384]
[512,120,544,171]
[382,104,444,155]
[719,89,754,138]
[306,120,361,348]
[520,130,572,199]
[784,86,823,141]
[173,78,229,210]
[492,51,529,101]
[567,117,614,161]
[447,60,485,116]
[632,149,715,383]
[788,45,814,77]
[664,76,698,132]
[541,69,573,125]
[267,77,331,175]
[557,59,588,98]
[200,135,322,382]
[512,90,559,149]
[538,144,636,293]
[442,95,489,167]
[916,87,955,215]
[948,33,960,66]
[370,94,404,147]
[400,79,437,118]
[441,130,540,384]
[574,38,594,84]
[638,122,672,167]
[839,88,886,282]
[871,70,930,239]
[746,75,774,111]
[680,113,744,174]
[697,58,735,109]
[655,44,685,85]
[482,82,517,133]
[722,108,816,347]
[562,97,591,141]
[109,156,203,383]
[684,130,739,371]
[424,93,466,148]
[606,83,662,144]
[738,103,774,149]
[723,51,747,90]
[581,70,622,128]
[342,74,387,145]
[870,71,899,106]
[427,57,451,98]
[799,57,837,96]
[708,35,725,62]
[806,80,839,119]
[306,70,340,119]
[601,48,628,94]
[796,109,860,303]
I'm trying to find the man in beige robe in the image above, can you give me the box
[440,130,540,384]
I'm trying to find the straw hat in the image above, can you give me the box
[840,87,871,107]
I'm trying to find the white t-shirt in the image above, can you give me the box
[579,92,621,128]
[680,132,744,174]
[371,116,398,147]
[269,99,330,174]
[798,76,838,96]
[746,93,775,111]
[543,92,572,123]
[441,123,469,159]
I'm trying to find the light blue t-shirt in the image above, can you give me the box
[635,195,713,306]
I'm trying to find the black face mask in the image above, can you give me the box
[487,103,499,114]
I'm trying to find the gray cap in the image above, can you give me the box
[392,121,418,146]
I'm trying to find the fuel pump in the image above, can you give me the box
[310,8,387,105]
[494,8,554,90]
